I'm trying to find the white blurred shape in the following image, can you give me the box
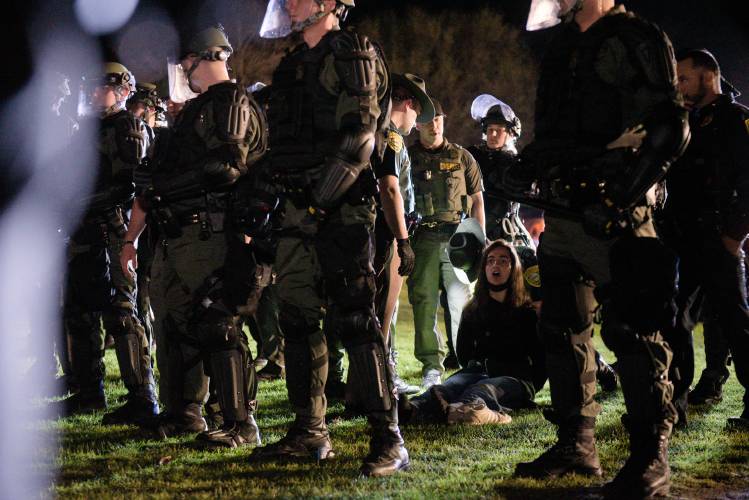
[74,0,139,35]
[0,18,99,499]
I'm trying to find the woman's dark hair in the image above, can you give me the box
[464,239,531,313]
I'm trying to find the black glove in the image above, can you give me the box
[502,159,536,199]
[396,238,416,276]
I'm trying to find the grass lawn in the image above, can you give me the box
[52,293,749,499]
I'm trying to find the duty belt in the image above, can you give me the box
[419,221,460,234]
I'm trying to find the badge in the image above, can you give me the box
[524,265,541,288]
[439,162,460,172]
[387,130,403,153]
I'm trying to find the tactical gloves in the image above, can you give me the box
[396,238,415,276]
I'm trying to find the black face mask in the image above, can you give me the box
[488,281,509,292]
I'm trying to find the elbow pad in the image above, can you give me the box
[312,125,375,208]
[611,101,690,208]
[202,160,243,190]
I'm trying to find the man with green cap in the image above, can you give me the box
[120,24,267,448]
[57,62,159,425]
[408,97,485,390]
[252,0,409,477]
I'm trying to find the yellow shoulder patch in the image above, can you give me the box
[387,130,403,153]
[745,118,749,136]
[524,265,542,288]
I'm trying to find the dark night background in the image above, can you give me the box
[3,0,747,99]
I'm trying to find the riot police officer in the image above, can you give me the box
[59,62,159,425]
[659,48,749,428]
[120,25,267,448]
[251,0,409,477]
[467,94,532,246]
[508,1,689,496]
[408,97,485,389]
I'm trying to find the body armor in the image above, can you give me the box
[410,140,470,223]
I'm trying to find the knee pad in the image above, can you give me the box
[208,348,249,422]
[192,306,242,352]
[328,307,381,344]
[346,341,394,412]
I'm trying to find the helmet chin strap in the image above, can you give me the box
[292,0,335,32]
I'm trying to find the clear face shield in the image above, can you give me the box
[526,0,579,31]
[167,58,199,104]
[260,0,333,39]
[260,0,293,39]
[77,81,126,118]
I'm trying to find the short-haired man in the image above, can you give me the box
[659,48,749,428]
[408,97,485,390]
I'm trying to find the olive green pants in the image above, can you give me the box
[540,212,677,433]
[274,199,394,434]
[408,226,472,375]
[150,224,223,409]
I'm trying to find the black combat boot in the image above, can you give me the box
[596,355,619,393]
[198,399,261,448]
[53,387,107,417]
[515,415,602,478]
[360,419,410,477]
[197,415,261,448]
[251,426,334,460]
[688,372,728,406]
[603,419,670,498]
[148,402,207,439]
[101,395,159,426]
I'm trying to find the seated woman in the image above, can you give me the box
[400,240,546,425]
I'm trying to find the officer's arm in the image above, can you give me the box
[470,192,485,233]
[153,87,266,201]
[119,197,147,276]
[606,24,690,209]
[720,108,749,251]
[312,32,383,208]
[378,175,408,239]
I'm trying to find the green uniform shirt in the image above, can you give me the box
[410,138,484,224]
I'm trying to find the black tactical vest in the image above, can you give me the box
[468,143,515,221]
[265,32,343,174]
[535,15,633,149]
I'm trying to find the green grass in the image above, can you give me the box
[53,295,749,499]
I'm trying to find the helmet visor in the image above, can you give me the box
[526,0,562,31]
[167,59,198,104]
[260,0,292,39]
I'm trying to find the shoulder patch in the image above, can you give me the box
[524,265,542,289]
[387,130,403,153]
[745,118,749,136]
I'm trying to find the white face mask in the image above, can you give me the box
[167,60,198,104]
